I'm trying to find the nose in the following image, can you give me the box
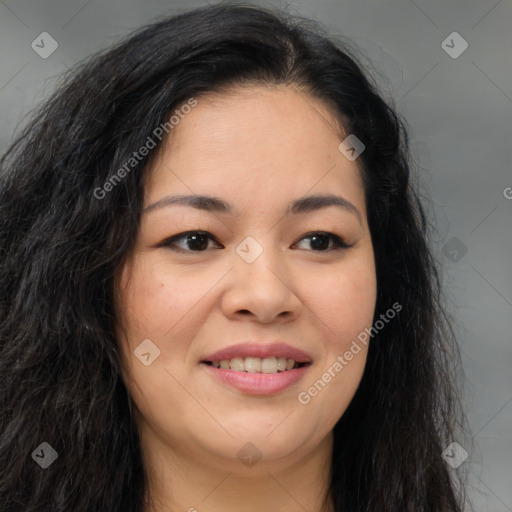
[220,242,302,324]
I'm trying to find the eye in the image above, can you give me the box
[292,231,351,252]
[159,230,350,253]
[160,230,222,252]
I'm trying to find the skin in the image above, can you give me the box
[114,84,377,512]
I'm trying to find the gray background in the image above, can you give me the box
[1,1,511,510]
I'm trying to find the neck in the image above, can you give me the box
[140,426,334,512]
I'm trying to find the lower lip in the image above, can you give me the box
[201,363,311,395]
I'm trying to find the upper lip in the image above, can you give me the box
[201,342,313,363]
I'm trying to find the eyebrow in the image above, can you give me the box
[143,193,362,225]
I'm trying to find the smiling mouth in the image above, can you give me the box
[201,356,310,374]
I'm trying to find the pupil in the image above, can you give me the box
[311,234,329,250]
[188,233,208,250]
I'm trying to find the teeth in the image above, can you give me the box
[210,357,300,373]
[277,357,287,371]
[230,357,244,371]
[245,357,261,373]
[261,356,277,374]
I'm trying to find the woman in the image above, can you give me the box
[0,4,471,511]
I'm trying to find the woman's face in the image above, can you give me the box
[115,85,377,474]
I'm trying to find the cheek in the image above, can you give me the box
[301,254,376,415]
[296,261,375,423]
[302,253,377,345]
[114,257,202,423]
[117,254,211,338]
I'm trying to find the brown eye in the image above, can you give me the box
[292,232,350,252]
[161,231,222,252]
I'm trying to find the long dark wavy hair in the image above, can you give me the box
[0,3,471,511]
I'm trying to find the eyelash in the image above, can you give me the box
[160,230,351,253]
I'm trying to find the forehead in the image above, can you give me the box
[162,84,348,154]
[143,85,365,213]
